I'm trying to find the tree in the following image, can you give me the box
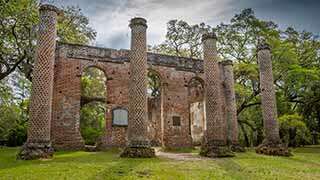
[0,0,97,146]
[80,67,106,145]
[147,70,161,97]
[149,20,211,59]
[152,8,320,146]
[0,0,96,81]
[0,75,29,146]
[279,114,311,147]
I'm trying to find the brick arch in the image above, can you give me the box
[187,76,205,102]
[147,68,164,96]
[146,68,164,146]
[79,61,108,146]
[187,76,204,87]
[80,61,108,78]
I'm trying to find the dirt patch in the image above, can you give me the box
[155,149,207,161]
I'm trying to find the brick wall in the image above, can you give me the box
[51,42,233,149]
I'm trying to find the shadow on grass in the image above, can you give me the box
[90,157,150,179]
[0,147,115,170]
[292,146,320,153]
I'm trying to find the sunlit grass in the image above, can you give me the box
[0,146,320,179]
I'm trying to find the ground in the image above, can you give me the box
[1,146,320,179]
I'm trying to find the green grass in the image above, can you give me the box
[0,146,320,179]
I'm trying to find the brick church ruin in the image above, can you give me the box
[18,4,289,160]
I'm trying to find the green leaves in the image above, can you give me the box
[150,19,212,58]
[0,79,28,146]
[80,102,105,145]
[81,67,106,98]
[57,6,96,44]
[0,0,96,81]
[279,114,311,146]
[80,67,106,145]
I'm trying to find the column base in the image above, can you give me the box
[256,140,291,156]
[200,140,235,158]
[17,142,54,160]
[120,147,155,158]
[230,143,245,152]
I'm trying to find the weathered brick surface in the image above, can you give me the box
[28,5,58,143]
[148,97,162,146]
[202,33,226,144]
[49,31,244,152]
[222,60,239,145]
[127,17,150,148]
[257,42,280,143]
[200,33,234,157]
[51,41,237,149]
[18,4,59,160]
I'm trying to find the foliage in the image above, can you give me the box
[149,19,211,58]
[0,76,29,146]
[81,67,106,98]
[80,67,106,145]
[80,102,105,145]
[0,0,96,146]
[152,8,320,147]
[0,1,319,149]
[279,114,312,147]
[147,70,161,97]
[0,0,96,81]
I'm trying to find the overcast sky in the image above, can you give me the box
[46,0,320,49]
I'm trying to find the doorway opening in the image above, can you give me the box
[147,70,162,146]
[80,67,106,146]
[188,77,205,145]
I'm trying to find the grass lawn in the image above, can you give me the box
[0,146,320,180]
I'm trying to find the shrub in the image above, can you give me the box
[279,114,311,147]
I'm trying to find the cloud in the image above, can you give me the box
[49,0,235,49]
[47,0,319,49]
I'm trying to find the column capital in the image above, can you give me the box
[202,32,217,42]
[40,4,61,14]
[129,17,147,28]
[221,60,233,66]
[257,39,270,51]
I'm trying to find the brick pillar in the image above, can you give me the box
[18,4,59,160]
[222,60,244,152]
[160,82,168,148]
[120,17,155,158]
[200,33,234,157]
[256,40,290,156]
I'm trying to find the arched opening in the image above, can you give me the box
[188,77,205,145]
[147,69,162,146]
[147,70,161,98]
[80,66,106,146]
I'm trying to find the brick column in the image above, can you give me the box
[120,17,155,158]
[200,33,234,157]
[222,60,244,152]
[256,40,290,156]
[18,4,59,160]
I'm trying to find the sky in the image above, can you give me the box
[44,0,320,49]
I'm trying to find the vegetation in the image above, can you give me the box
[1,146,320,179]
[151,8,320,147]
[80,67,106,145]
[0,0,96,81]
[0,0,96,146]
[279,114,311,147]
[0,1,319,150]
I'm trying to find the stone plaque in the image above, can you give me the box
[112,108,128,126]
